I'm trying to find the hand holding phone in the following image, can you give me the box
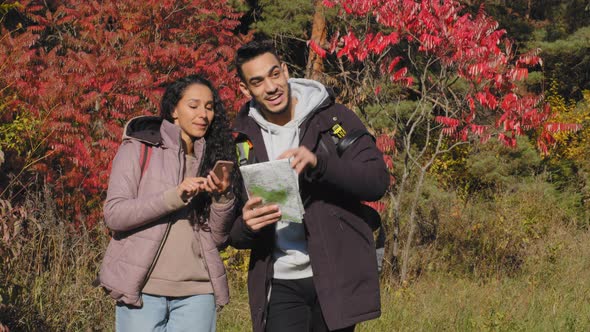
[204,160,234,196]
[212,160,234,180]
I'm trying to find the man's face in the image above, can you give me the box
[239,52,291,123]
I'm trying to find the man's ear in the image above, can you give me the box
[281,62,290,80]
[239,82,252,99]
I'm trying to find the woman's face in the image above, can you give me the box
[172,83,215,140]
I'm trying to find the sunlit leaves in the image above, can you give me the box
[1,0,247,226]
[317,0,579,154]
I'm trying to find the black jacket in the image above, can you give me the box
[229,92,389,331]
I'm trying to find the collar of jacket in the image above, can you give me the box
[122,115,205,155]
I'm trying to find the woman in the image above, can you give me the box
[97,74,240,331]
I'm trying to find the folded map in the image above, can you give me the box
[239,158,304,223]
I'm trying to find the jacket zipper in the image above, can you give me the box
[138,140,185,302]
[138,220,172,300]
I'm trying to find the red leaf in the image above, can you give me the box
[387,56,403,73]
[308,39,327,58]
[544,123,582,133]
[435,116,460,127]
[392,67,408,81]
[100,81,115,93]
[374,85,382,95]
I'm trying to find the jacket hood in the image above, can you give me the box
[234,79,336,134]
[122,116,205,154]
[122,116,163,145]
[243,79,330,160]
[247,78,329,130]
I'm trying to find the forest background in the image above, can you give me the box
[1,0,589,331]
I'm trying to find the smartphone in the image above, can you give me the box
[212,160,234,179]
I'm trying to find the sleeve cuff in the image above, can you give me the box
[304,150,328,182]
[163,188,188,210]
[212,192,236,207]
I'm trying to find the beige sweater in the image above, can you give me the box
[142,154,213,296]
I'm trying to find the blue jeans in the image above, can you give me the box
[116,293,216,332]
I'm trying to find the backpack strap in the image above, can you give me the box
[138,143,152,180]
[233,131,254,167]
[236,141,251,166]
[336,128,372,157]
[320,111,374,157]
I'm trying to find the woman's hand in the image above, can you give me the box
[202,165,232,195]
[177,177,207,202]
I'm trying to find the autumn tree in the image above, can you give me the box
[545,82,590,209]
[311,0,580,281]
[0,0,249,226]
[460,1,590,100]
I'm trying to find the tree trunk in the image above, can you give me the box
[526,0,531,20]
[306,0,326,80]
[400,168,427,281]
[385,172,408,281]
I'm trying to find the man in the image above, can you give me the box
[229,40,389,332]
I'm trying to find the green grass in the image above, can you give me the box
[363,228,590,331]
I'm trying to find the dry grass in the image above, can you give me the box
[2,183,589,331]
[0,187,113,331]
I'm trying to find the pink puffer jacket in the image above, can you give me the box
[97,116,235,307]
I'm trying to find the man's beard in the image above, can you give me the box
[261,87,292,115]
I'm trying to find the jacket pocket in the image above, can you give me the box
[332,207,374,247]
[102,236,134,269]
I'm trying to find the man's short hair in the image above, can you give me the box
[235,39,280,82]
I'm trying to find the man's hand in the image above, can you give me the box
[176,177,207,202]
[278,146,317,174]
[242,196,281,232]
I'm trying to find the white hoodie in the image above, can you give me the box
[248,78,329,279]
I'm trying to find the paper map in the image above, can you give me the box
[239,159,304,223]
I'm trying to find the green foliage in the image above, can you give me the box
[536,26,590,54]
[529,20,590,99]
[543,82,590,215]
[421,178,580,278]
[428,141,471,191]
[253,0,314,38]
[0,2,21,17]
[0,104,42,154]
[428,136,542,199]
[466,137,541,192]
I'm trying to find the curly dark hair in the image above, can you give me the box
[160,74,242,227]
